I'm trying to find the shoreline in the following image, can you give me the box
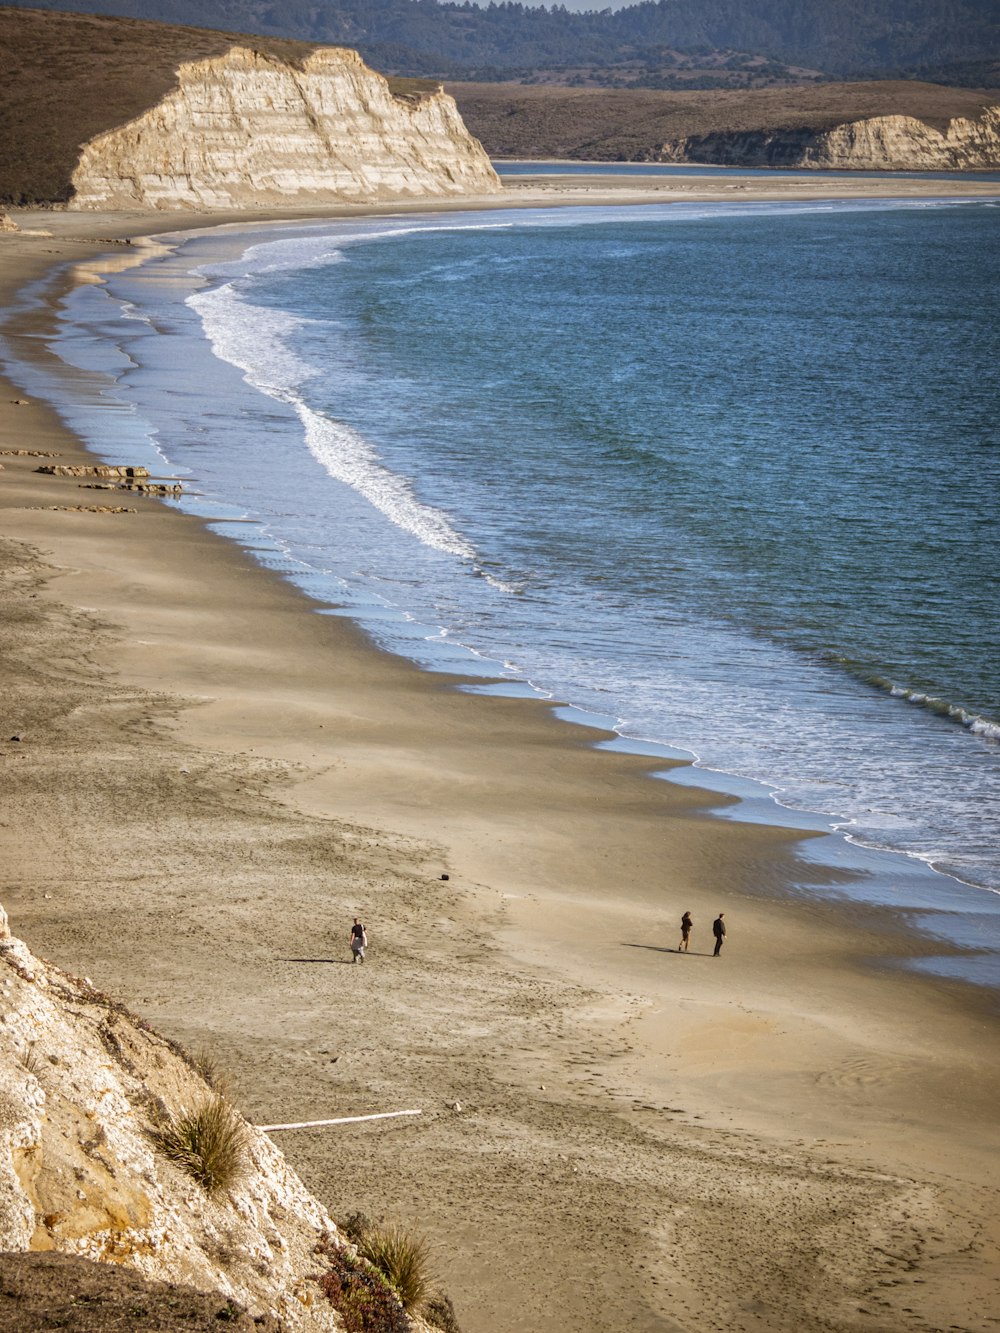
[19,189,1000,968]
[3,188,1000,1331]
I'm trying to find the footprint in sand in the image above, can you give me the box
[815,1056,918,1090]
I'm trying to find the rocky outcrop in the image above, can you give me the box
[68,46,499,210]
[0,913,343,1330]
[656,104,1000,170]
[35,464,150,478]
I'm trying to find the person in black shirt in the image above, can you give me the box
[712,913,726,956]
[679,911,693,952]
[350,918,368,964]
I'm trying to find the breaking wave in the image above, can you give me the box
[188,279,478,563]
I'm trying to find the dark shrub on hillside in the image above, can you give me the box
[314,1239,410,1333]
[425,1291,463,1333]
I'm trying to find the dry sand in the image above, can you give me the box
[2,179,1000,1333]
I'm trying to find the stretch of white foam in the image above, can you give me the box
[202,217,519,283]
[188,280,476,562]
[185,199,973,582]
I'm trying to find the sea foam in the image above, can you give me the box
[189,279,477,562]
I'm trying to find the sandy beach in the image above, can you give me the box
[3,178,1000,1333]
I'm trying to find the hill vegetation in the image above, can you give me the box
[0,8,320,200]
[2,6,995,200]
[447,79,1000,159]
[5,0,1000,86]
[0,7,449,203]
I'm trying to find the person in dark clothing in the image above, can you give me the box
[350,917,368,964]
[712,913,726,956]
[679,911,693,952]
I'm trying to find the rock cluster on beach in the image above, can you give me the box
[34,464,150,478]
[27,461,183,503]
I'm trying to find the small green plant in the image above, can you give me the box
[151,1095,248,1197]
[353,1221,434,1313]
[314,1239,409,1333]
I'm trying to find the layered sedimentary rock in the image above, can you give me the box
[0,908,340,1330]
[657,105,1000,170]
[450,81,1000,171]
[68,45,499,210]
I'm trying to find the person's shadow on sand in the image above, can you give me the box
[622,943,714,956]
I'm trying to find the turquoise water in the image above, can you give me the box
[9,197,1000,983]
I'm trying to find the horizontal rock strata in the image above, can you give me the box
[657,105,1000,169]
[0,911,342,1330]
[69,46,499,210]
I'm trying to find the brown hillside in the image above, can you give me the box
[447,80,999,161]
[0,1252,280,1333]
[0,6,437,203]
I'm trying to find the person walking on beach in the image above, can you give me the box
[350,917,368,964]
[679,911,693,952]
[712,912,726,956]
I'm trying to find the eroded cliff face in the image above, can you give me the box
[69,46,500,210]
[0,903,342,1330]
[656,104,1000,170]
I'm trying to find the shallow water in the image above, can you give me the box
[9,197,1000,988]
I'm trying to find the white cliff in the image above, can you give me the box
[69,46,499,210]
[658,103,1000,170]
[0,903,344,1329]
[804,105,1000,169]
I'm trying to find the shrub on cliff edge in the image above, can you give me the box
[151,1094,248,1197]
[314,1238,410,1333]
[354,1222,434,1313]
[337,1214,461,1330]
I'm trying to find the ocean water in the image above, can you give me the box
[10,197,1000,985]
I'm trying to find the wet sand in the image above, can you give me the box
[2,182,1000,1332]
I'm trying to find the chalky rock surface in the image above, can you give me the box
[0,914,342,1331]
[660,104,1000,169]
[69,46,500,209]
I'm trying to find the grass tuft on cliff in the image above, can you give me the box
[355,1221,434,1313]
[152,1095,249,1197]
[340,1213,449,1320]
